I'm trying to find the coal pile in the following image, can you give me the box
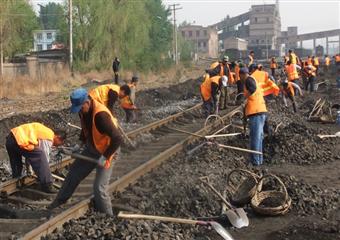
[262,174,339,218]
[263,122,340,165]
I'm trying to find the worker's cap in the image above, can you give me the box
[222,55,229,62]
[70,88,88,113]
[249,63,258,72]
[239,67,249,74]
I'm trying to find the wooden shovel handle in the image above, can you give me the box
[117,212,206,225]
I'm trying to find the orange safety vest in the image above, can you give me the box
[91,100,119,168]
[89,84,120,106]
[244,77,267,117]
[307,57,312,65]
[336,55,340,63]
[270,60,277,69]
[325,57,331,66]
[313,57,319,66]
[11,122,54,151]
[289,53,297,65]
[211,62,235,84]
[200,74,212,101]
[282,82,295,97]
[285,64,299,81]
[235,65,240,82]
[305,65,317,77]
[251,70,280,96]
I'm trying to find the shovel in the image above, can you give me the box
[317,131,340,139]
[199,177,249,229]
[118,212,234,240]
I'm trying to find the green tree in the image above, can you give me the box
[0,0,38,58]
[38,2,68,43]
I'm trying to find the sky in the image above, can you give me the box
[162,0,340,34]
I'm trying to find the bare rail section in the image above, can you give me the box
[21,105,241,240]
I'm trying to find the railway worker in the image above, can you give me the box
[5,122,66,193]
[48,88,123,215]
[234,61,245,105]
[304,64,317,92]
[206,56,234,111]
[89,84,129,115]
[239,67,267,166]
[285,60,301,95]
[312,56,320,75]
[307,55,313,66]
[283,55,289,65]
[270,57,277,78]
[245,50,255,67]
[200,73,214,117]
[120,81,137,123]
[288,49,300,65]
[279,78,303,113]
[112,57,120,84]
[324,55,331,74]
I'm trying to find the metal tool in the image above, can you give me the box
[118,212,234,240]
[317,131,340,139]
[200,176,249,229]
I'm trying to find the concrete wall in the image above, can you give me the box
[2,57,68,81]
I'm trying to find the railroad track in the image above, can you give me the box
[0,101,242,240]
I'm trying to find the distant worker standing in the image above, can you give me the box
[239,68,267,166]
[5,122,66,193]
[304,64,317,92]
[112,57,120,84]
[270,57,277,78]
[49,88,123,215]
[246,50,255,67]
[324,55,331,74]
[312,56,320,75]
[288,49,300,65]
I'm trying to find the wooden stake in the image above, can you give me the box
[216,143,262,155]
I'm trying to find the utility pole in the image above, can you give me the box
[69,0,73,76]
[170,4,182,65]
[0,18,3,77]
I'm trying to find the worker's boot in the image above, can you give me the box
[41,183,58,194]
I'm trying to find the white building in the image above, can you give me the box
[33,30,58,51]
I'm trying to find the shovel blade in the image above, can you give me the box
[209,221,235,240]
[225,208,249,229]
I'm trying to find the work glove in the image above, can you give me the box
[98,155,107,168]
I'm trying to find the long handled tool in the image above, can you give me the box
[118,212,234,240]
[167,127,262,155]
[317,131,340,139]
[199,177,249,229]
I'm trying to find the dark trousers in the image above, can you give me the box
[271,68,276,78]
[236,81,244,105]
[287,94,297,112]
[114,72,119,84]
[124,109,135,123]
[306,76,315,92]
[5,133,52,185]
[202,99,213,118]
[219,86,228,110]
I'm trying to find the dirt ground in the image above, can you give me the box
[42,75,340,239]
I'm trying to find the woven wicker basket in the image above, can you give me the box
[251,174,291,216]
[227,169,260,206]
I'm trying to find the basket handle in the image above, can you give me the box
[256,174,289,202]
[227,168,260,191]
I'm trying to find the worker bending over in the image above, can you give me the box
[206,56,234,111]
[49,88,123,215]
[120,77,138,123]
[285,60,301,95]
[89,84,129,115]
[6,122,66,193]
[280,79,303,113]
[239,68,267,166]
